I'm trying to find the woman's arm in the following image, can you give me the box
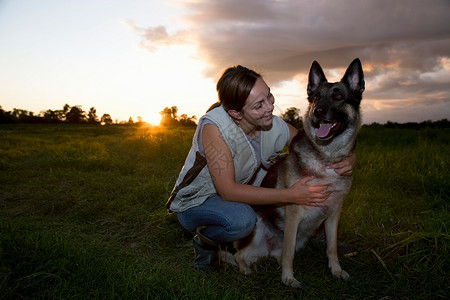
[202,124,329,206]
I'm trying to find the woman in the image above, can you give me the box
[166,65,355,271]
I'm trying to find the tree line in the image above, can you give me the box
[1,104,448,129]
[0,104,197,127]
[0,104,115,125]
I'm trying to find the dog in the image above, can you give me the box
[228,58,365,288]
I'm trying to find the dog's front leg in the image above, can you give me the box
[234,249,252,275]
[281,205,303,288]
[324,201,350,280]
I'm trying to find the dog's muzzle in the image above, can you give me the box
[312,105,340,140]
[315,121,339,140]
[313,104,328,119]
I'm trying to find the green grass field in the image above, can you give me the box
[0,123,448,299]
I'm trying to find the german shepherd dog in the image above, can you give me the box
[228,58,365,288]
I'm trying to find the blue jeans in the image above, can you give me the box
[176,194,257,244]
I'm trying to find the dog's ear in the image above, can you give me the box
[342,58,365,96]
[307,60,328,97]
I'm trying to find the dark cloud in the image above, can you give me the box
[178,0,450,76]
[137,0,450,122]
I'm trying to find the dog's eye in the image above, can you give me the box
[314,95,320,101]
[334,94,343,100]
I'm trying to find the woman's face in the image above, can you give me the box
[239,77,275,133]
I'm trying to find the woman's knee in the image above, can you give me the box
[225,204,256,239]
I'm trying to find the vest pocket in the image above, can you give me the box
[176,183,209,201]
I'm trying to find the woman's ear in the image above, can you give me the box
[228,109,242,120]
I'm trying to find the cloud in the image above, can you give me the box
[136,0,450,122]
[123,20,189,52]
[177,0,450,76]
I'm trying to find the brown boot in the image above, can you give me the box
[193,227,219,272]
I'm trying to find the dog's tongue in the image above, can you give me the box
[315,123,333,138]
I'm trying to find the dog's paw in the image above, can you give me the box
[234,253,252,275]
[239,266,252,275]
[283,277,302,289]
[242,269,253,275]
[332,269,350,281]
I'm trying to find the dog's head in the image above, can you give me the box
[305,58,365,144]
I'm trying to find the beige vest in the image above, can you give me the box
[166,106,289,212]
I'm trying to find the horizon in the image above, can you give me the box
[2,103,449,127]
[0,0,449,125]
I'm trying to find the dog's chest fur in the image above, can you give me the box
[259,129,354,246]
[280,130,353,194]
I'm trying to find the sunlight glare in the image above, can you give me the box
[144,111,162,126]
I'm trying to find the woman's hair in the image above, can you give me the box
[216,65,261,112]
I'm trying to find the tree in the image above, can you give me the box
[281,107,303,129]
[101,113,113,125]
[11,108,23,121]
[179,114,197,127]
[66,105,86,123]
[87,107,99,124]
[42,104,70,123]
[62,104,70,120]
[0,106,14,123]
[160,106,179,127]
[11,108,42,123]
[158,106,198,127]
[42,109,61,123]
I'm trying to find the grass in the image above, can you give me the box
[0,123,449,299]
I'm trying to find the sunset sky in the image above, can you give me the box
[1,0,449,124]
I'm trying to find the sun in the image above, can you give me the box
[144,112,162,126]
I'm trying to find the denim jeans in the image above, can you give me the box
[176,194,257,244]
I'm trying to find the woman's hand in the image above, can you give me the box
[327,153,356,176]
[286,153,356,206]
[288,176,330,207]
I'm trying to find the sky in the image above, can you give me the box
[0,0,449,125]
